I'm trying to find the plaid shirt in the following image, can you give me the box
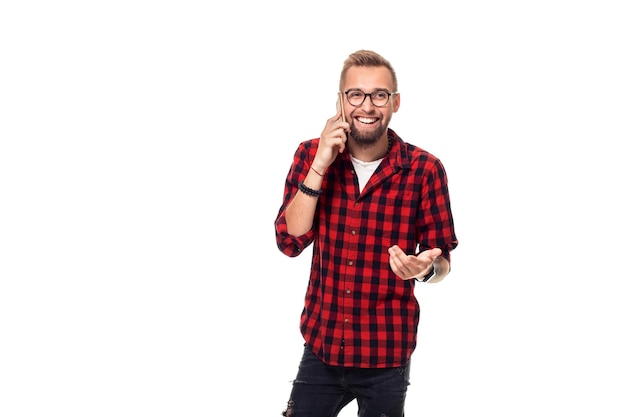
[275,129,458,368]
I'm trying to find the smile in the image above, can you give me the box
[356,117,378,124]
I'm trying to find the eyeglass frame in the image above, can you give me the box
[341,88,398,107]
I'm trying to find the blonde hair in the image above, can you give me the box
[339,50,398,92]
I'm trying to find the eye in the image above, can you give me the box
[373,91,389,100]
[347,90,364,99]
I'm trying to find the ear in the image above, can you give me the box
[392,93,401,113]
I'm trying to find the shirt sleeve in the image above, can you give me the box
[275,214,315,257]
[417,157,458,263]
[274,140,317,257]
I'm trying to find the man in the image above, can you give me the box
[275,50,458,417]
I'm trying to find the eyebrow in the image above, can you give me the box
[344,88,393,93]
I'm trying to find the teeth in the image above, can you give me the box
[358,117,376,124]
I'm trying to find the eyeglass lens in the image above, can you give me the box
[345,89,392,107]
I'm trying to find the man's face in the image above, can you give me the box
[342,66,400,146]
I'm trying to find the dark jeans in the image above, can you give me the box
[283,345,411,417]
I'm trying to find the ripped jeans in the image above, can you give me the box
[283,345,410,417]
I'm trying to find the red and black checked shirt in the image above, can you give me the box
[275,129,458,368]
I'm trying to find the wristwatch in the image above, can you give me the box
[422,266,436,282]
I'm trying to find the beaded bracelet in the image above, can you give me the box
[298,181,322,197]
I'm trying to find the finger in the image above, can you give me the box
[388,245,408,259]
[389,247,409,268]
[388,254,406,276]
[331,109,343,123]
[427,248,442,261]
[324,113,342,132]
[389,255,413,280]
[417,248,441,261]
[388,245,400,255]
[336,110,343,123]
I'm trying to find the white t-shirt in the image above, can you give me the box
[351,155,384,193]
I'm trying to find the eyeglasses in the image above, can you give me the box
[342,89,397,107]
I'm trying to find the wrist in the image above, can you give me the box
[298,181,322,197]
[420,265,436,282]
[310,164,325,177]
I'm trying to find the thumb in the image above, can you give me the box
[429,248,442,260]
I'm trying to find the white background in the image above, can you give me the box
[1,1,625,416]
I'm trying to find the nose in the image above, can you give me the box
[360,95,376,111]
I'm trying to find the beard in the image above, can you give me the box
[349,120,388,147]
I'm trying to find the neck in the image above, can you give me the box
[348,133,392,162]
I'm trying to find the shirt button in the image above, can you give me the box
[348,260,353,266]
[344,318,349,323]
[351,230,356,235]
[346,289,351,294]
